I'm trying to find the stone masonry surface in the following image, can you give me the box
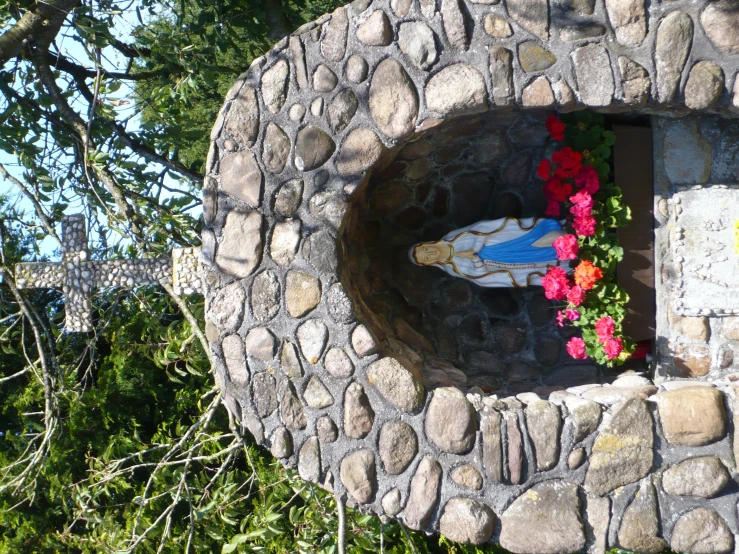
[203,0,739,551]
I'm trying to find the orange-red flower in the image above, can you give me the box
[574,260,603,290]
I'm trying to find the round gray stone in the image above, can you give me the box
[484,14,512,38]
[321,7,348,61]
[378,420,418,474]
[571,43,614,107]
[685,61,724,110]
[671,508,734,554]
[518,41,556,72]
[278,378,307,429]
[316,414,338,443]
[215,210,263,279]
[425,387,477,454]
[274,178,303,217]
[270,427,293,458]
[269,219,301,267]
[439,498,496,545]
[294,125,336,171]
[525,400,561,471]
[369,58,419,140]
[655,11,693,103]
[382,488,402,516]
[223,84,259,146]
[313,64,338,92]
[324,347,354,378]
[450,464,483,490]
[346,54,369,83]
[296,319,328,364]
[309,191,347,229]
[327,283,354,324]
[280,340,303,378]
[245,327,276,361]
[288,103,306,122]
[285,270,321,318]
[425,64,487,116]
[662,456,729,498]
[250,271,281,322]
[568,448,585,469]
[404,457,442,530]
[351,324,378,357]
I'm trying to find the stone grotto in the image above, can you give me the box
[200,0,739,551]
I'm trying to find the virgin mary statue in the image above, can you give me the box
[409,217,569,288]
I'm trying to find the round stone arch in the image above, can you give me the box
[202,0,739,550]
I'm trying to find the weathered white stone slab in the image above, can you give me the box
[673,187,739,316]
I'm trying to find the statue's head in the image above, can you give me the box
[410,242,450,266]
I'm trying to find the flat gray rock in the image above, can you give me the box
[655,11,693,103]
[316,415,338,443]
[425,387,477,454]
[262,122,289,174]
[507,0,548,40]
[303,375,334,409]
[278,378,307,429]
[701,0,739,55]
[518,42,556,72]
[302,230,338,275]
[326,283,354,324]
[340,449,376,504]
[344,382,374,439]
[655,387,726,446]
[208,282,245,334]
[505,412,524,485]
[685,61,724,110]
[351,324,378,357]
[270,427,293,458]
[619,56,650,106]
[216,210,263,279]
[280,340,303,378]
[327,89,358,133]
[398,22,438,70]
[451,464,483,490]
[273,179,303,218]
[285,270,321,318]
[313,64,338,92]
[439,498,496,545]
[605,0,646,46]
[563,396,601,443]
[245,327,276,361]
[321,7,348,61]
[250,271,280,322]
[298,436,321,482]
[269,220,301,267]
[617,479,666,553]
[252,371,277,417]
[404,457,442,530]
[500,481,585,554]
[222,334,248,386]
[382,488,402,516]
[440,0,468,50]
[571,44,614,107]
[585,398,653,496]
[336,128,384,175]
[525,400,561,471]
[346,54,368,83]
[261,59,289,114]
[482,410,503,481]
[369,58,419,140]
[356,10,392,46]
[223,85,259,146]
[489,46,514,106]
[367,357,424,413]
[220,150,262,207]
[662,456,729,498]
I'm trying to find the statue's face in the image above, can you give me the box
[415,244,446,265]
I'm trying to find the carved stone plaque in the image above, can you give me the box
[673,187,739,317]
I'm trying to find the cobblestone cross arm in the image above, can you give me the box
[14,215,201,332]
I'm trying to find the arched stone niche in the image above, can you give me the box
[203,0,739,551]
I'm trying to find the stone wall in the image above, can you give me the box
[201,0,739,551]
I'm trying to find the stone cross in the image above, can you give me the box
[14,215,202,332]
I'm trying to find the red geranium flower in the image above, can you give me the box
[545,201,560,216]
[595,316,616,343]
[552,147,582,178]
[553,234,579,261]
[541,267,571,301]
[544,178,572,203]
[569,190,594,218]
[572,215,596,237]
[567,285,586,306]
[603,337,624,360]
[546,115,566,141]
[537,159,552,179]
[566,337,588,360]
[575,165,600,194]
